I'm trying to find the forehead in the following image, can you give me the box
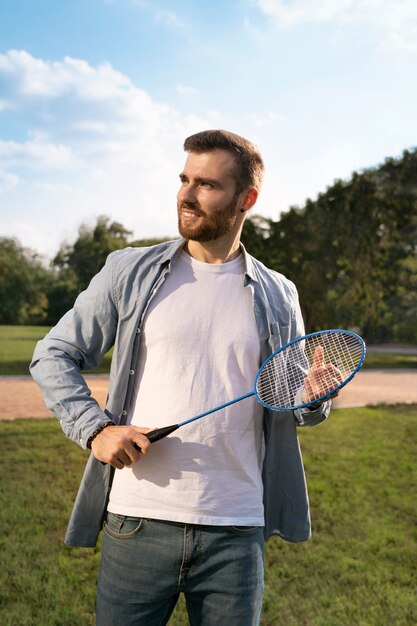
[182,149,238,182]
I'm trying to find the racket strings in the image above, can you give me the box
[256,331,364,410]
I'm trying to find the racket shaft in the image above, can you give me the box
[144,392,255,447]
[178,391,255,427]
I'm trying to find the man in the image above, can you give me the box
[31,130,332,625]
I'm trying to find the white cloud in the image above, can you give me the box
[0,136,79,170]
[0,170,19,194]
[0,50,211,257]
[255,0,417,53]
[0,50,135,103]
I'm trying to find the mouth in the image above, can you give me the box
[178,205,202,222]
[181,210,199,219]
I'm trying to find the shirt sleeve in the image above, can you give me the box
[293,398,331,426]
[30,252,119,448]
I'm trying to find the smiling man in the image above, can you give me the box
[31,130,331,626]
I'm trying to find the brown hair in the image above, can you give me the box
[183,129,264,192]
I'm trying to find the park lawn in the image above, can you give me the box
[363,352,417,369]
[1,405,416,625]
[0,325,112,375]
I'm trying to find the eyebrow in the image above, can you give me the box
[179,173,222,187]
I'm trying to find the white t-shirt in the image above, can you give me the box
[108,251,265,526]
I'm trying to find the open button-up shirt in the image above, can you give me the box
[31,238,330,547]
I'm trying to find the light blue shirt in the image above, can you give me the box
[31,238,330,546]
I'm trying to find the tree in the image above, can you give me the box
[242,147,417,341]
[0,238,50,324]
[47,216,170,324]
[53,215,133,292]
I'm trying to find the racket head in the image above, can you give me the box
[254,329,366,411]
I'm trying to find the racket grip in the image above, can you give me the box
[146,424,179,443]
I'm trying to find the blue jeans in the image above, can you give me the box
[96,514,264,626]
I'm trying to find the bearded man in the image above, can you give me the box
[31,129,331,626]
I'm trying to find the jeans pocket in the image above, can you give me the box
[104,513,145,540]
[227,526,262,537]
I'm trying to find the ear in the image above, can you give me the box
[240,187,258,213]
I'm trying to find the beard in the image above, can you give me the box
[177,194,240,242]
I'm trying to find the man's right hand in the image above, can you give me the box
[91,425,152,469]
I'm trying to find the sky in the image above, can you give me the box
[1,0,417,260]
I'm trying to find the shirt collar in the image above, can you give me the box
[157,237,258,283]
[240,242,258,283]
[156,238,186,265]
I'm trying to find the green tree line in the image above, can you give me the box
[1,149,416,342]
[241,148,417,343]
[0,216,168,326]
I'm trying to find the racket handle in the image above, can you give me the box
[101,424,181,462]
[146,424,179,443]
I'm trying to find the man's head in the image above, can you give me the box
[177,130,263,251]
[183,129,264,194]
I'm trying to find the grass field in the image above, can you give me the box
[0,326,112,375]
[1,405,416,625]
[1,325,416,376]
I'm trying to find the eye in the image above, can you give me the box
[199,180,213,189]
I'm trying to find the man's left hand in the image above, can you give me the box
[302,345,343,406]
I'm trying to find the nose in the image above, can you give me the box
[177,182,197,205]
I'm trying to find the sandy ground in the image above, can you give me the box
[1,370,417,420]
[0,375,109,420]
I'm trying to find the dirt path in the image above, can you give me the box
[1,370,417,420]
[331,369,417,408]
[0,375,109,420]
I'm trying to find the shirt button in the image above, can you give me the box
[129,369,135,375]
[122,410,127,416]
[137,328,141,334]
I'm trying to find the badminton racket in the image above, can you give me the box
[144,329,366,445]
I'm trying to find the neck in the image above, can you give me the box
[184,232,242,264]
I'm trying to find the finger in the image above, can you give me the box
[114,448,136,467]
[132,432,152,456]
[302,378,321,402]
[311,345,325,369]
[324,362,342,376]
[324,363,344,385]
[109,455,126,470]
[301,378,312,402]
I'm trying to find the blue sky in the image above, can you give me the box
[1,0,417,259]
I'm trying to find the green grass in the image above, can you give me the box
[0,325,112,375]
[363,352,417,369]
[0,326,50,375]
[1,406,416,625]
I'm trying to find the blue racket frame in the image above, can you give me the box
[254,328,366,412]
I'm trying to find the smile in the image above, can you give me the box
[180,209,201,221]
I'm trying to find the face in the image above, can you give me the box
[177,150,242,242]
